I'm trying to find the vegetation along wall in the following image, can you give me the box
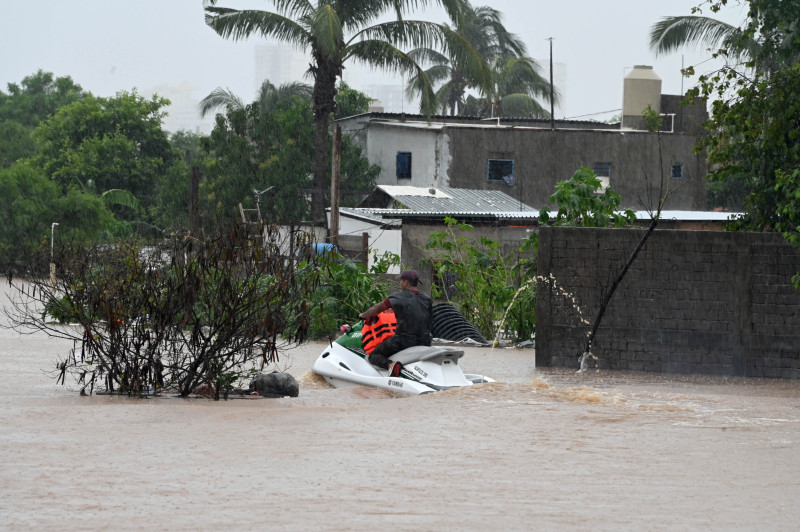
[536,227,800,379]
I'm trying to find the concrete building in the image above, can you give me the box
[337,66,710,213]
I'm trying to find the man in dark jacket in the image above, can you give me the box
[359,269,433,377]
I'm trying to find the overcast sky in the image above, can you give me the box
[1,0,749,132]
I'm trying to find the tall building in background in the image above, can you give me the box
[254,44,309,94]
[145,82,216,135]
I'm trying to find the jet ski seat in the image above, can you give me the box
[389,345,464,366]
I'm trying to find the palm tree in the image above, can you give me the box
[463,55,553,118]
[199,79,313,117]
[405,2,526,115]
[204,0,489,224]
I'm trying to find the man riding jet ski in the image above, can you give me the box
[358,269,432,378]
[311,270,493,395]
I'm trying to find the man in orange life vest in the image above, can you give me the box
[359,269,433,377]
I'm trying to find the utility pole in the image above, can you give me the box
[548,37,555,130]
[50,222,59,289]
[189,166,200,237]
[329,124,342,247]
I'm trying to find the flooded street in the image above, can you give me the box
[1,286,799,531]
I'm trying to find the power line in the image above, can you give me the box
[564,108,621,120]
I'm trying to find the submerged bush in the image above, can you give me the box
[5,224,320,399]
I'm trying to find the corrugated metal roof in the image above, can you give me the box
[357,208,540,219]
[376,185,537,214]
[635,210,742,221]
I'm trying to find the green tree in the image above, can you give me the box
[462,55,555,118]
[31,91,181,220]
[424,217,537,342]
[687,0,800,252]
[405,2,525,115]
[335,81,373,118]
[197,91,378,229]
[204,0,490,224]
[169,129,204,167]
[650,14,756,65]
[0,162,115,266]
[200,79,313,117]
[539,167,635,228]
[201,97,315,226]
[0,70,87,166]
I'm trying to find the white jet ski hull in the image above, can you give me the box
[312,341,493,396]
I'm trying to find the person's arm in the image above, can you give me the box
[359,299,390,321]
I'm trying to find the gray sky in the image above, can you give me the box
[1,0,748,132]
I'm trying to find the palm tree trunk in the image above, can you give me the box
[311,60,339,225]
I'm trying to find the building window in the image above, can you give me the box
[592,162,612,178]
[671,163,684,180]
[487,158,514,182]
[396,152,412,180]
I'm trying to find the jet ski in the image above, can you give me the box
[311,321,494,395]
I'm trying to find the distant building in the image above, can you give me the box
[254,44,309,94]
[337,66,710,212]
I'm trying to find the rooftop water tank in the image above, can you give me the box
[622,65,662,129]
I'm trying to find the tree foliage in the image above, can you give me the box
[0,70,86,166]
[195,92,378,230]
[685,0,800,282]
[303,250,400,339]
[31,91,181,216]
[405,2,524,115]
[335,81,373,118]
[424,217,537,342]
[462,55,555,118]
[0,162,116,267]
[539,167,635,227]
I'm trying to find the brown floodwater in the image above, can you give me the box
[1,282,798,531]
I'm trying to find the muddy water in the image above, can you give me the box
[1,284,799,531]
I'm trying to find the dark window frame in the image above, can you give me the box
[396,151,412,180]
[487,158,514,182]
[671,163,684,180]
[592,162,612,178]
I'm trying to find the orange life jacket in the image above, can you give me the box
[361,309,397,353]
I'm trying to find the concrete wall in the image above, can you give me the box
[445,127,707,211]
[536,227,800,379]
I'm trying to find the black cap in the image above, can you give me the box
[396,269,420,283]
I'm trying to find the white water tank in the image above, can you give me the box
[622,65,662,129]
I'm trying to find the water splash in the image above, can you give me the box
[492,274,591,348]
[577,351,598,373]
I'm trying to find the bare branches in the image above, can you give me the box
[4,225,320,398]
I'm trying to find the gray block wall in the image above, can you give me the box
[536,227,800,379]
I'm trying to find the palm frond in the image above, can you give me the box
[256,80,313,109]
[344,38,437,116]
[199,87,245,117]
[649,16,742,58]
[407,47,449,66]
[205,7,311,48]
[101,189,143,213]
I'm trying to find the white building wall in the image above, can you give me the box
[366,124,443,188]
[337,215,402,273]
